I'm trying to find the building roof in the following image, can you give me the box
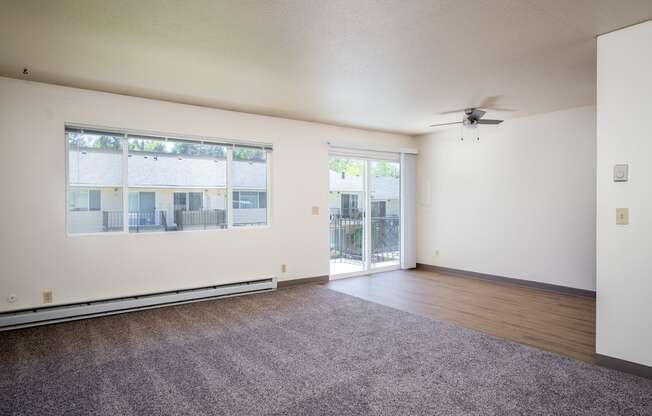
[69,149,398,198]
[328,170,399,200]
[68,149,266,189]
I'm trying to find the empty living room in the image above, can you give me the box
[1,1,651,415]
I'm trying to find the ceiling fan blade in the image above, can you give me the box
[476,119,503,125]
[470,109,486,120]
[439,108,468,115]
[429,121,463,127]
[478,95,516,112]
[484,107,517,112]
[479,95,501,107]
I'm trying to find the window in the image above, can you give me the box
[127,136,227,232]
[258,192,267,209]
[174,192,203,211]
[189,192,203,211]
[371,200,386,218]
[69,189,101,211]
[232,146,268,226]
[173,192,187,211]
[341,193,359,218]
[128,191,156,227]
[66,127,271,234]
[89,190,101,211]
[67,130,123,234]
[232,191,267,209]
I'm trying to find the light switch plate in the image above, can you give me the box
[312,206,319,215]
[616,208,629,225]
[614,164,628,182]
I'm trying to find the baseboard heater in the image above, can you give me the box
[0,277,276,331]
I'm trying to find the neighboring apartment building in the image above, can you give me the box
[68,136,399,234]
[68,143,267,233]
[328,169,400,219]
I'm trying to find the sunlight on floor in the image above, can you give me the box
[330,261,364,276]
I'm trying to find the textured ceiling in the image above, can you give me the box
[1,0,650,134]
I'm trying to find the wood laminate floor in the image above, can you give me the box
[325,268,596,363]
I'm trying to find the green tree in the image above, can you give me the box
[329,159,363,176]
[233,147,265,161]
[329,159,399,178]
[68,133,121,151]
[371,160,399,178]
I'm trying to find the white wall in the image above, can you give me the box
[596,21,652,367]
[0,77,414,312]
[416,106,596,291]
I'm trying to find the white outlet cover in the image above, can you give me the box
[7,294,17,303]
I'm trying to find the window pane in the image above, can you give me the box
[67,131,123,233]
[232,146,267,226]
[129,192,139,211]
[341,194,350,217]
[173,192,187,211]
[238,192,258,209]
[329,157,365,275]
[329,158,364,220]
[89,190,101,211]
[370,160,400,268]
[232,191,239,209]
[69,189,88,211]
[258,192,267,209]
[128,138,227,232]
[189,192,203,211]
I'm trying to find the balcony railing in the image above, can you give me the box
[174,209,227,230]
[102,209,227,232]
[329,213,400,265]
[370,216,400,264]
[330,216,364,263]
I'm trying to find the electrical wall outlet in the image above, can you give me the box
[616,208,629,225]
[43,289,53,304]
[281,264,287,273]
[7,294,17,303]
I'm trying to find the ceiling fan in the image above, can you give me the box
[429,108,503,128]
[429,96,512,128]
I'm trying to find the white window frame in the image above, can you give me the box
[65,125,272,236]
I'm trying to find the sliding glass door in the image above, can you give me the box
[369,160,401,268]
[329,156,400,277]
[329,158,366,275]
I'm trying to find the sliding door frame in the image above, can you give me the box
[329,152,402,280]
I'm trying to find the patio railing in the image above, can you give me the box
[329,213,400,265]
[102,209,227,232]
[370,217,400,264]
[174,209,227,230]
[330,216,364,263]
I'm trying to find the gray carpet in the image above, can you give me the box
[1,286,651,415]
